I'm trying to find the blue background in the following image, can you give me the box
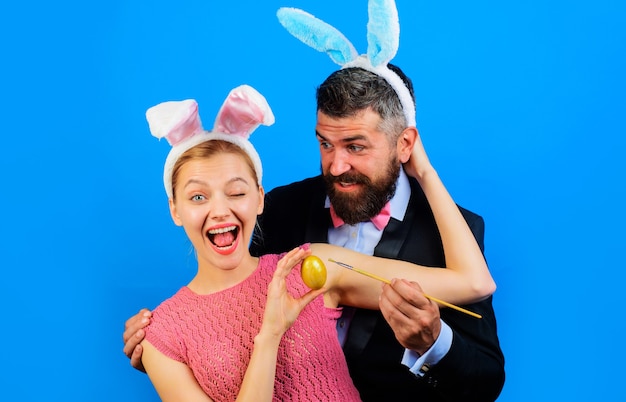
[1,0,624,400]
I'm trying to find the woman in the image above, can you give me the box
[140,85,495,401]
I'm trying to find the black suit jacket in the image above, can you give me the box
[250,175,505,402]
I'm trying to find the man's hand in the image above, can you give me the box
[122,308,152,373]
[379,279,441,355]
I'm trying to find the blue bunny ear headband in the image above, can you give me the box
[277,0,415,127]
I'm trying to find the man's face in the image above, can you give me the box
[316,109,400,225]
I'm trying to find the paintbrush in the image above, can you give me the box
[328,258,482,319]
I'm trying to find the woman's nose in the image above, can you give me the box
[208,197,231,220]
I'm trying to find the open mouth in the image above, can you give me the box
[206,225,240,249]
[326,172,369,192]
[335,181,362,192]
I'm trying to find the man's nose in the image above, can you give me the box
[328,151,352,177]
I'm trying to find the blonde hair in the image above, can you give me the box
[170,140,259,201]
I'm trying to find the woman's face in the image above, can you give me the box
[169,152,264,271]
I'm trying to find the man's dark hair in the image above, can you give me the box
[316,63,415,140]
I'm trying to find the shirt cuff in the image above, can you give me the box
[401,320,453,377]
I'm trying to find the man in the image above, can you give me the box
[124,65,505,401]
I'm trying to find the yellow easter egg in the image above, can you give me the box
[301,255,327,290]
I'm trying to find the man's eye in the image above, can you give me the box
[191,194,205,201]
[320,141,332,149]
[348,144,364,152]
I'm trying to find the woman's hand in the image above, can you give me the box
[259,247,325,338]
[403,131,434,183]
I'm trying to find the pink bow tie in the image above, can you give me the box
[329,202,391,231]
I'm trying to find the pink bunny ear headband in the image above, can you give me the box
[146,84,275,198]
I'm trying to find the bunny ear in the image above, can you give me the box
[276,0,415,127]
[367,0,400,67]
[277,7,358,66]
[213,84,275,139]
[146,99,203,146]
[148,86,272,198]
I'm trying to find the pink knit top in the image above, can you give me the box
[145,250,361,401]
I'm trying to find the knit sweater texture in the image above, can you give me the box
[145,251,361,401]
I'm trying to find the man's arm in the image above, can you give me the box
[425,295,505,401]
[381,213,505,401]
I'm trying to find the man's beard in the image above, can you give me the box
[324,156,400,225]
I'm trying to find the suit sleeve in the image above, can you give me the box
[419,213,505,402]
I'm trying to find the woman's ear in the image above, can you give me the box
[397,126,418,163]
[169,198,183,226]
[257,185,265,215]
